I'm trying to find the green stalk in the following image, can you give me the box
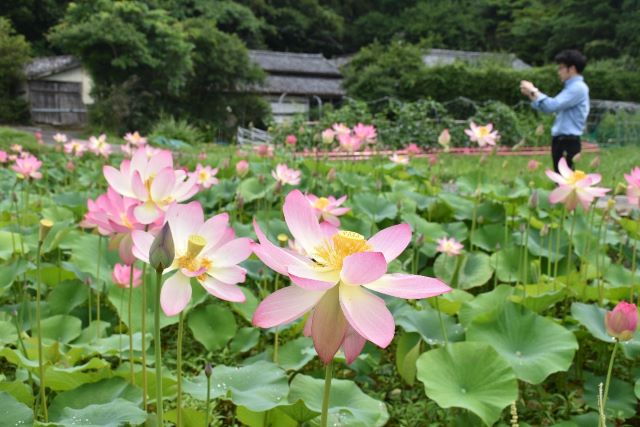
[554,206,566,279]
[177,312,184,427]
[35,240,48,422]
[96,235,102,340]
[273,275,280,364]
[566,211,577,278]
[320,360,334,427]
[451,255,463,289]
[470,196,478,251]
[599,342,618,427]
[128,264,135,385]
[594,213,606,304]
[154,269,164,426]
[434,297,448,348]
[141,262,148,411]
[205,369,211,427]
[523,215,531,302]
[630,238,638,302]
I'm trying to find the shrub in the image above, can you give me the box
[0,17,31,123]
[150,115,205,145]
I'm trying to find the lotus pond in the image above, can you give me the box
[0,127,639,427]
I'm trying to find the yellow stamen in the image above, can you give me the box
[314,197,330,210]
[567,170,587,185]
[477,127,490,137]
[314,230,371,269]
[187,234,206,258]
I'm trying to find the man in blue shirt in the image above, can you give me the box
[520,50,590,173]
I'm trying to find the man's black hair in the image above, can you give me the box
[554,50,587,73]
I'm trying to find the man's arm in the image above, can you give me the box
[531,84,584,113]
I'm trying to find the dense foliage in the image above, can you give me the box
[0,18,30,123]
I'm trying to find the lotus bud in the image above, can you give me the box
[236,195,244,211]
[416,234,425,246]
[149,223,175,273]
[12,192,18,203]
[39,219,53,242]
[326,167,336,181]
[572,153,581,163]
[589,156,600,169]
[615,182,626,196]
[277,233,288,248]
[204,362,212,378]
[529,190,539,209]
[605,301,638,341]
[607,198,616,210]
[540,224,550,236]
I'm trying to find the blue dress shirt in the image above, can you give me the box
[531,75,590,136]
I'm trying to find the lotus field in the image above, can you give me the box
[2,125,640,427]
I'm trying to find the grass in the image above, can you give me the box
[0,126,40,152]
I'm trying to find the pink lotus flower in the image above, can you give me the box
[306,194,350,227]
[64,140,87,157]
[285,134,297,146]
[321,129,335,144]
[191,164,219,189]
[272,164,301,186]
[436,237,464,256]
[53,133,68,144]
[198,152,207,161]
[88,134,112,158]
[124,131,147,146]
[353,123,377,144]
[390,153,409,165]
[429,154,438,166]
[12,154,42,180]
[132,202,252,316]
[624,167,640,207]
[0,150,7,163]
[545,157,610,211]
[332,123,351,137]
[112,264,143,288]
[236,160,249,177]
[254,144,273,158]
[104,148,198,224]
[438,129,451,152]
[605,301,638,341]
[406,143,422,155]
[11,144,22,153]
[338,134,362,153]
[465,122,499,147]
[66,160,75,171]
[527,159,540,171]
[252,190,451,364]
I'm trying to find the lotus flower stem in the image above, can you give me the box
[205,365,211,427]
[581,208,595,283]
[630,238,638,302]
[154,269,164,426]
[566,211,577,278]
[434,297,448,348]
[35,239,48,422]
[594,214,606,304]
[522,211,532,301]
[273,275,281,364]
[128,263,135,385]
[599,341,618,427]
[553,206,566,279]
[141,262,148,411]
[177,311,184,427]
[96,235,102,340]
[320,359,334,427]
[470,198,478,251]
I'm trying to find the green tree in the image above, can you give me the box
[0,17,31,123]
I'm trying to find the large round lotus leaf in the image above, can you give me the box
[353,193,398,223]
[288,374,389,427]
[395,303,465,346]
[0,391,32,426]
[489,247,537,284]
[584,373,636,420]
[458,285,513,327]
[434,252,493,289]
[183,361,289,412]
[54,398,147,427]
[471,224,511,252]
[188,303,237,352]
[238,177,268,203]
[467,301,578,384]
[48,377,142,420]
[34,314,82,343]
[416,341,518,426]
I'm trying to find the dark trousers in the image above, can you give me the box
[551,135,581,172]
